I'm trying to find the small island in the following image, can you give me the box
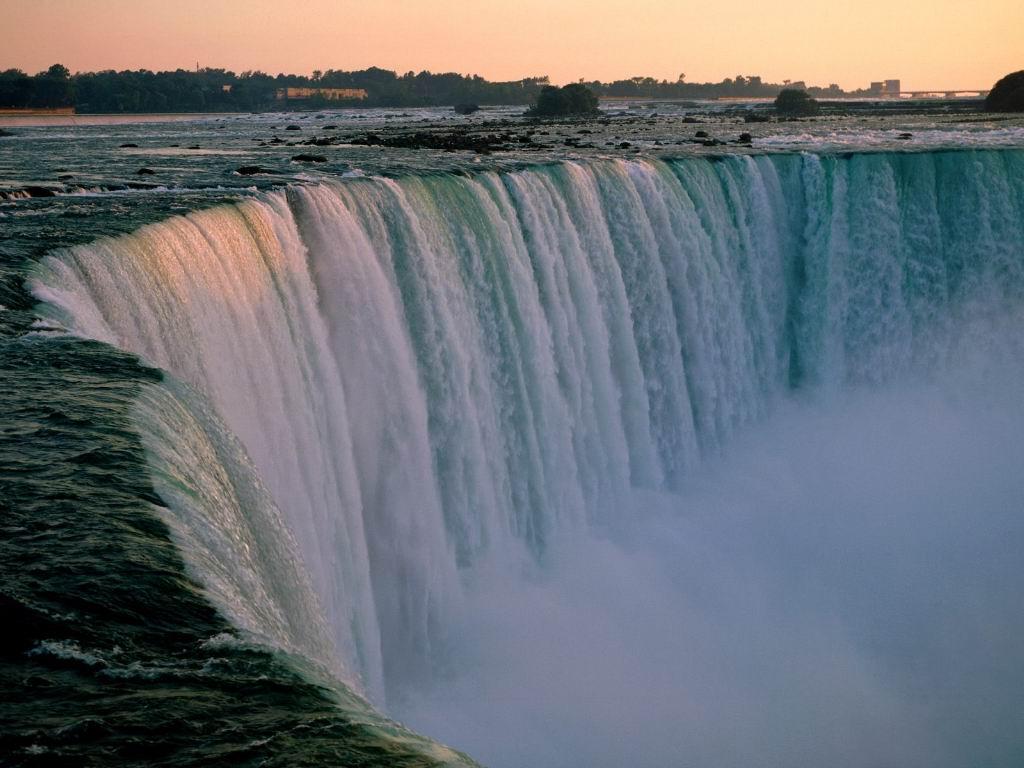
[526,84,600,117]
[774,89,820,117]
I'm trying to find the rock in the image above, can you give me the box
[0,128,15,137]
[618,141,632,148]
[119,143,139,148]
[235,165,273,176]
[695,130,709,138]
[136,167,156,175]
[57,174,74,180]
[682,117,699,124]
[322,124,338,130]
[454,103,481,115]
[744,112,771,123]
[897,132,913,140]
[23,186,58,197]
[985,70,1024,113]
[188,145,201,149]
[285,125,301,131]
[292,153,327,163]
[738,132,753,143]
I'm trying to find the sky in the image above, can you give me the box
[2,0,1020,91]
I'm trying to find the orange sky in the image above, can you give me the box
[2,0,1020,91]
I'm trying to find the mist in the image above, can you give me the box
[397,335,1024,768]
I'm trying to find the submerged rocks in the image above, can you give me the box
[291,153,327,163]
[23,185,59,198]
[136,167,156,175]
[235,165,273,176]
[119,142,139,148]
[454,103,481,115]
[284,125,302,131]
[349,130,521,153]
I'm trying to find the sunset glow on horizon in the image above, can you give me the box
[3,0,1021,91]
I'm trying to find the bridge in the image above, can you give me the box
[895,90,988,98]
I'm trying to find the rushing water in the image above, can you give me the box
[3,112,1024,767]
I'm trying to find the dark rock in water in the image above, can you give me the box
[236,165,273,176]
[682,117,699,124]
[292,153,327,163]
[618,141,632,149]
[188,145,201,150]
[23,185,58,198]
[454,103,481,115]
[268,136,285,145]
[119,143,139,148]
[136,167,156,175]
[0,128,15,137]
[897,132,913,140]
[126,181,158,190]
[285,125,301,131]
[985,70,1024,113]
[695,130,709,138]
[738,132,753,143]
[744,112,771,123]
[322,124,338,130]
[57,174,74,180]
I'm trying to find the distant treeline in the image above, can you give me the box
[0,64,869,113]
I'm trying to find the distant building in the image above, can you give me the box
[275,87,368,101]
[221,84,232,93]
[869,80,901,97]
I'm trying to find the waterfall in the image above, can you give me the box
[29,150,1024,711]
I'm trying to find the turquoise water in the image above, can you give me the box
[3,114,1024,766]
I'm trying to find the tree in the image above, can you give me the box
[985,70,1024,113]
[774,88,820,116]
[45,63,71,80]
